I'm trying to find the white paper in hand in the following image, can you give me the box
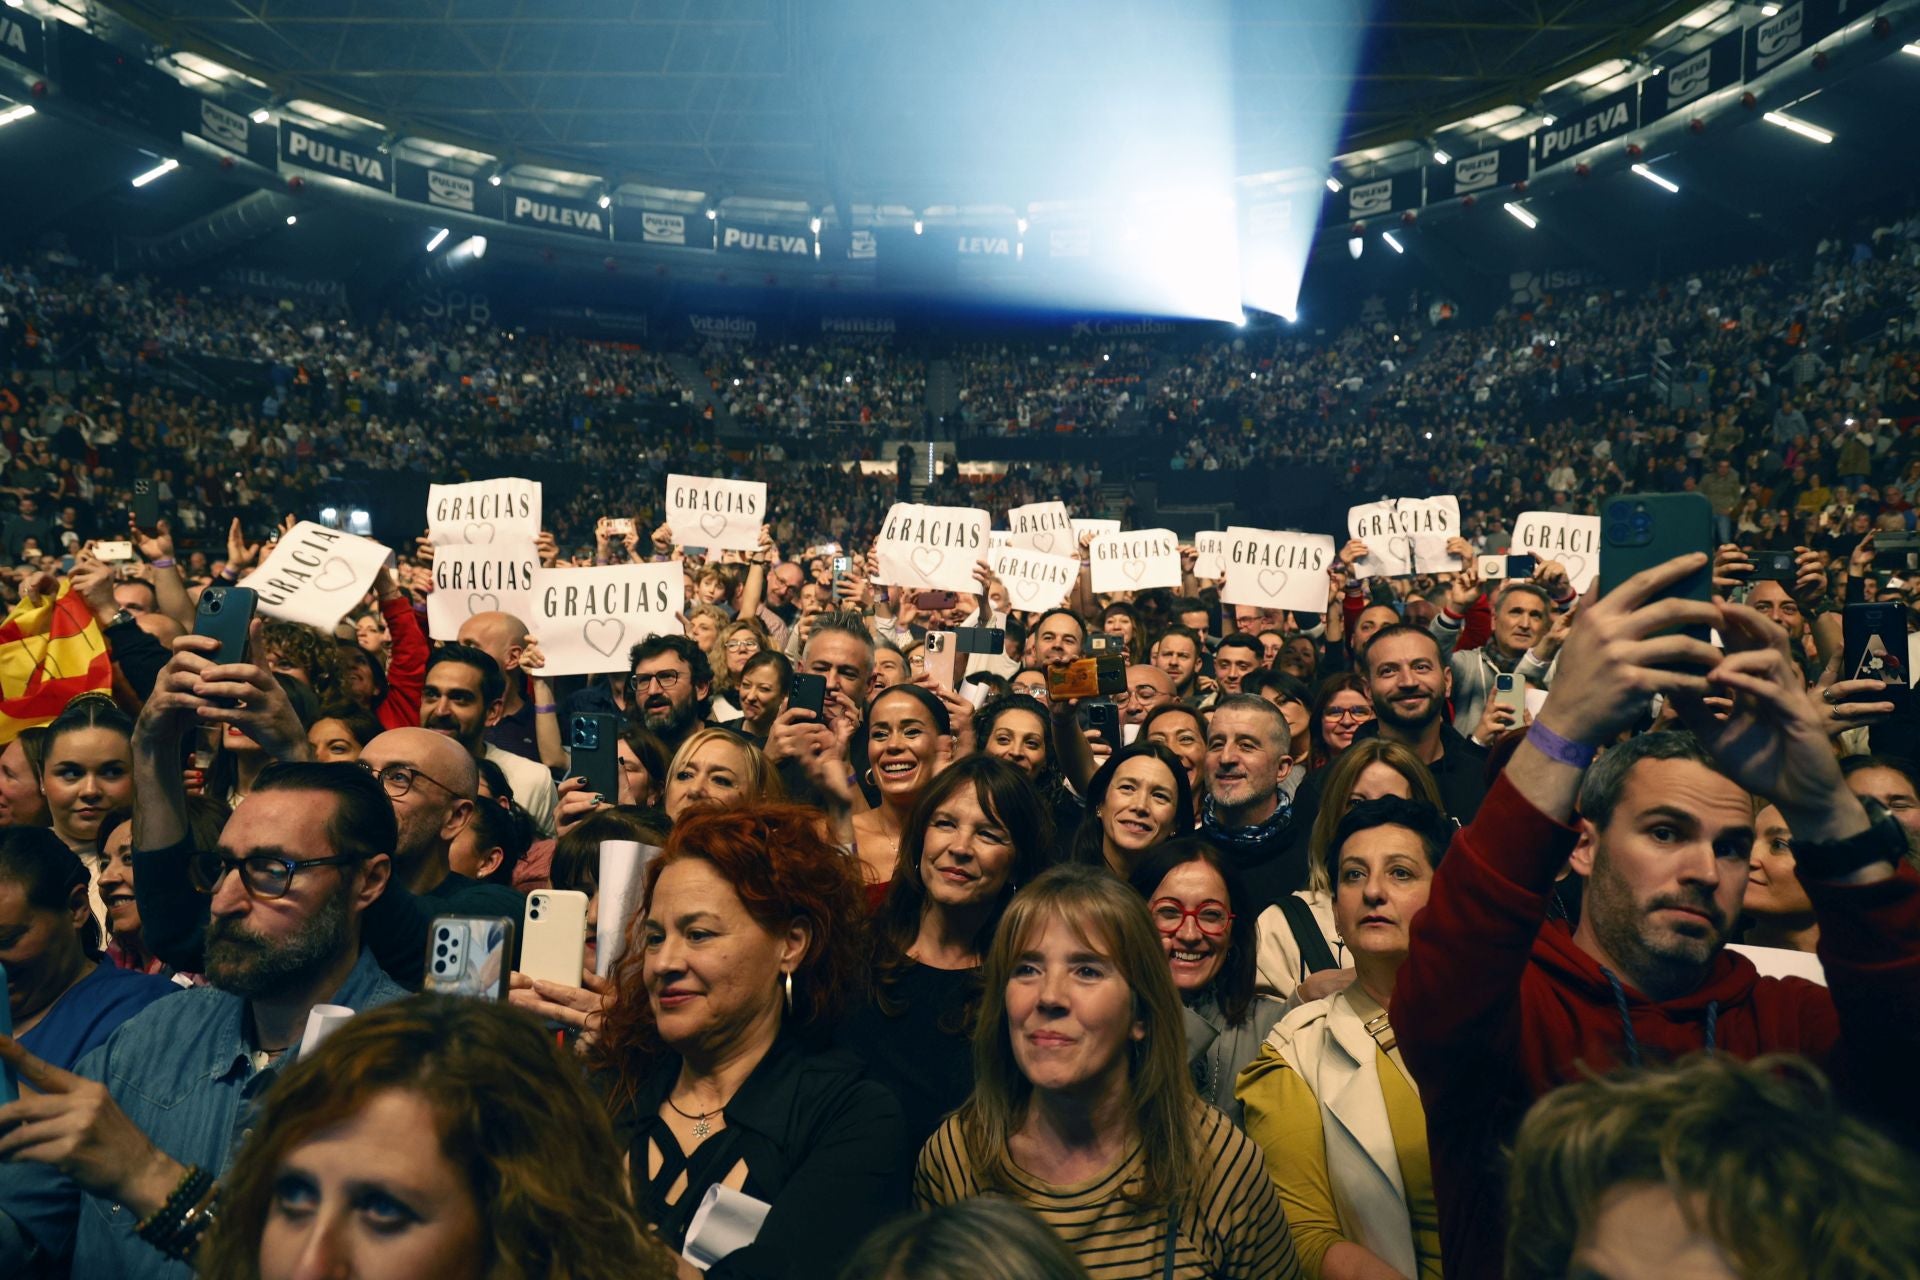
[297,1005,355,1061]
[1511,511,1601,593]
[428,477,542,547]
[682,1185,773,1271]
[531,563,681,676]
[240,523,391,630]
[665,474,767,553]
[1087,529,1181,593]
[990,546,1079,613]
[1346,496,1463,578]
[596,840,660,978]
[1071,517,1122,544]
[1192,530,1228,581]
[874,502,989,593]
[426,541,540,640]
[1221,527,1336,613]
[1005,501,1074,554]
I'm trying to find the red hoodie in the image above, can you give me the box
[1393,772,1920,1278]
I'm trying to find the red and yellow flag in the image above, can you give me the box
[0,581,112,745]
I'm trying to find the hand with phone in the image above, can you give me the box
[507,970,614,1049]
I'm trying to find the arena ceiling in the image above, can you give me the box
[89,0,1711,205]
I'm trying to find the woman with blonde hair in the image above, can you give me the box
[200,995,677,1280]
[711,617,772,708]
[662,726,785,821]
[1254,739,1442,1002]
[916,864,1300,1279]
[683,603,732,681]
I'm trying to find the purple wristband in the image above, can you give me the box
[150,557,175,570]
[1526,720,1597,769]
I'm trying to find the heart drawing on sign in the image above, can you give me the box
[1560,554,1588,584]
[582,617,627,658]
[311,557,358,592]
[467,593,500,615]
[1033,533,1054,553]
[698,513,728,540]
[1122,559,1147,583]
[1013,580,1040,604]
[462,523,496,545]
[1386,535,1415,570]
[1257,568,1289,599]
[910,546,945,580]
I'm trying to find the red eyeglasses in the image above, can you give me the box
[1150,898,1234,937]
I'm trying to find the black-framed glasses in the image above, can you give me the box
[358,762,458,800]
[629,669,684,691]
[1150,898,1234,937]
[189,849,364,899]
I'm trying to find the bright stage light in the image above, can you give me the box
[0,104,34,128]
[1631,163,1679,193]
[131,159,179,188]
[425,228,449,251]
[1383,231,1404,253]
[1431,148,1451,165]
[285,215,297,225]
[1325,177,1343,193]
[1763,111,1833,143]
[1504,202,1538,229]
[250,107,270,124]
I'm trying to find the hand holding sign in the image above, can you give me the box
[239,523,391,630]
[665,475,767,554]
[1006,502,1074,554]
[426,541,540,640]
[1087,529,1181,593]
[875,503,989,594]
[1512,512,1600,593]
[989,547,1079,613]
[429,478,542,548]
[1346,496,1463,578]
[530,563,681,676]
[1192,531,1228,581]
[1222,527,1336,613]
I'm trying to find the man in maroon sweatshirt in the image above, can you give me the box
[1394,553,1920,1278]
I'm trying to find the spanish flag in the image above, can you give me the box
[0,581,112,745]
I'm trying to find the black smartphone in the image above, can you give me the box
[1086,634,1119,656]
[132,479,159,530]
[1086,700,1120,745]
[1874,533,1920,566]
[568,712,620,800]
[1843,602,1909,701]
[789,671,827,718]
[193,585,257,669]
[1748,550,1798,585]
[1599,494,1714,643]
[954,626,1006,655]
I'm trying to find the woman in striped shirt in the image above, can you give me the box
[915,864,1301,1280]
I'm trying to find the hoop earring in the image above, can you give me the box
[782,972,794,1015]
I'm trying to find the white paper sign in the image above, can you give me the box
[1088,528,1181,593]
[990,547,1080,613]
[427,540,539,640]
[240,523,390,630]
[1006,501,1074,554]
[665,474,767,553]
[1193,531,1228,581]
[596,840,661,978]
[428,477,542,547]
[1346,496,1463,579]
[1071,518,1122,545]
[1511,511,1601,593]
[529,563,681,676]
[1222,526,1337,613]
[874,502,989,593]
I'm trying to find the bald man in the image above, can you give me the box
[1120,663,1175,728]
[356,727,524,986]
[457,610,537,760]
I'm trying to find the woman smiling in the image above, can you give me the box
[1069,743,1194,878]
[917,865,1300,1279]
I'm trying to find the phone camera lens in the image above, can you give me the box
[205,598,221,614]
[529,907,542,920]
[436,927,450,941]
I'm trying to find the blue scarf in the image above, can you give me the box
[1201,793,1293,853]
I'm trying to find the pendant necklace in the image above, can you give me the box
[667,1093,722,1140]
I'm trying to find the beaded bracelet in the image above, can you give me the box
[135,1165,213,1255]
[161,1182,222,1262]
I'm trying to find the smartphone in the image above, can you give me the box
[1478,555,1537,581]
[1598,494,1714,643]
[1086,699,1120,745]
[193,585,258,669]
[132,478,159,529]
[954,625,1006,655]
[923,630,960,692]
[913,590,958,612]
[788,671,827,718]
[520,890,590,987]
[1843,603,1909,699]
[94,540,136,565]
[606,517,635,537]
[423,915,515,999]
[1086,634,1119,656]
[1046,656,1127,701]
[569,712,620,801]
[1747,550,1798,585]
[0,961,16,1105]
[1874,533,1920,567]
[1493,672,1529,717]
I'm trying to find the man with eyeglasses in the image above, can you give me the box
[625,634,712,759]
[0,643,406,1276]
[421,644,557,838]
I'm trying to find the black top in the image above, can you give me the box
[837,960,979,1152]
[610,1036,909,1280]
[1198,812,1310,919]
[1293,719,1490,843]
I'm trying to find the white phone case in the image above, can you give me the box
[520,890,589,986]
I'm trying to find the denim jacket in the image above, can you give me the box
[0,947,406,1279]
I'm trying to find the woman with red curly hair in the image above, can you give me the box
[593,803,908,1280]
